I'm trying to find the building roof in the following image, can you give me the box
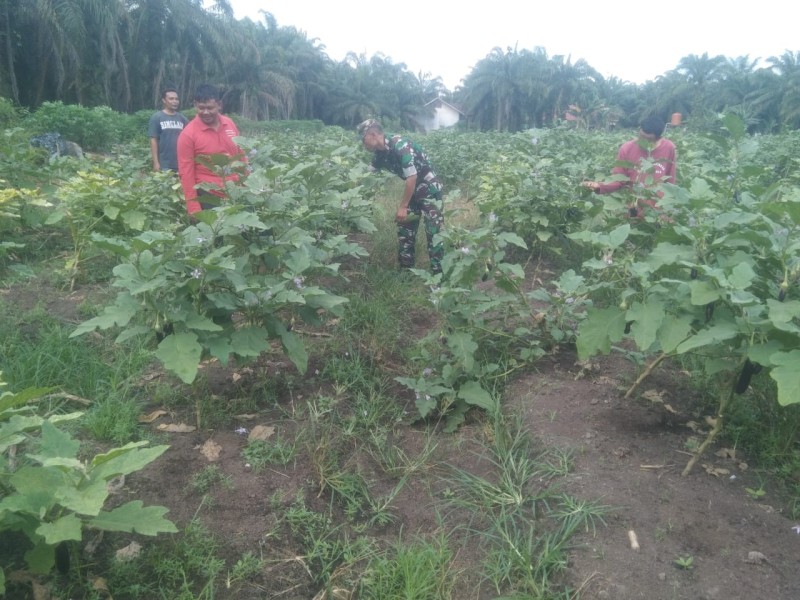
[424,98,465,115]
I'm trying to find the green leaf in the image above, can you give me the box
[121,209,146,230]
[38,420,80,460]
[690,280,721,305]
[627,300,665,351]
[230,326,270,358]
[304,290,349,311]
[767,299,800,333]
[747,341,785,365]
[285,246,311,273]
[607,223,631,248]
[457,381,497,411]
[6,466,67,514]
[769,350,800,406]
[155,332,202,384]
[115,325,152,344]
[278,327,308,374]
[496,232,528,249]
[70,293,140,336]
[36,514,82,545]
[675,323,739,354]
[185,313,224,331]
[576,307,626,359]
[90,444,169,481]
[646,243,695,270]
[44,206,67,225]
[55,478,109,516]
[0,386,53,413]
[727,262,756,290]
[89,501,177,536]
[206,334,233,364]
[657,315,693,354]
[447,332,478,372]
[414,390,438,418]
[25,540,55,575]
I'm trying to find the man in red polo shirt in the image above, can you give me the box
[582,115,677,217]
[177,83,246,214]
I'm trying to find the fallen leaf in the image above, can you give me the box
[716,448,736,460]
[32,581,50,600]
[92,576,111,596]
[685,421,702,432]
[702,463,730,477]
[157,423,196,433]
[234,414,258,420]
[705,415,718,427]
[663,403,678,414]
[745,551,767,564]
[248,424,275,441]
[200,439,222,461]
[138,409,168,423]
[739,462,749,471]
[642,389,665,403]
[115,541,142,562]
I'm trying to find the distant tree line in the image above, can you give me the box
[2,1,799,133]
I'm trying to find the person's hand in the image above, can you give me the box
[582,181,600,191]
[395,206,408,223]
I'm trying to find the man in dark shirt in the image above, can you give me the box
[357,119,444,275]
[148,88,188,172]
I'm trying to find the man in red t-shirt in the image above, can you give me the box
[583,116,677,217]
[177,83,245,214]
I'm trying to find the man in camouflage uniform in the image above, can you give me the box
[357,119,444,275]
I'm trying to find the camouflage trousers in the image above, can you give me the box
[398,193,444,274]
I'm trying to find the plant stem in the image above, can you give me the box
[624,352,668,399]
[682,381,736,476]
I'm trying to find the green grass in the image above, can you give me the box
[358,533,456,599]
[241,437,297,470]
[188,465,235,495]
[0,307,150,397]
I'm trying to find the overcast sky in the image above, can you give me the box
[226,1,798,89]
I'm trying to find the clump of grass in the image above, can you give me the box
[188,465,234,494]
[358,533,456,599]
[241,437,297,471]
[83,396,143,444]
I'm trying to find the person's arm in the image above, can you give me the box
[177,128,201,214]
[665,145,677,184]
[396,174,417,222]
[149,138,160,171]
[587,143,634,194]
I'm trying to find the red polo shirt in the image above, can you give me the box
[177,113,244,214]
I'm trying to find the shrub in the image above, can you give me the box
[25,102,141,151]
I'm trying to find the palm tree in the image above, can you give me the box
[767,51,800,129]
[460,46,534,131]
